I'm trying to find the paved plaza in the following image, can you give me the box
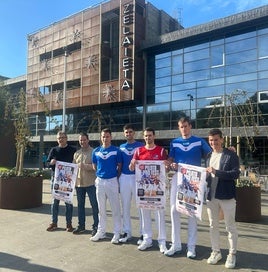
[0,179,267,272]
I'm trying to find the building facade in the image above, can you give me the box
[3,1,268,170]
[26,0,180,135]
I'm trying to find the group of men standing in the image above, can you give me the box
[45,117,239,269]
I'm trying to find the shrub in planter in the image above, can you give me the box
[0,169,43,209]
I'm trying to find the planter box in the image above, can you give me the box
[0,176,43,210]
[236,186,261,222]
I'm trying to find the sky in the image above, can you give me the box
[0,0,268,78]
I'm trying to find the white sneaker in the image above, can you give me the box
[137,241,153,251]
[207,251,222,264]
[90,231,106,242]
[225,254,236,269]
[111,233,120,244]
[137,235,143,245]
[187,250,196,259]
[119,233,132,243]
[159,243,167,253]
[164,245,182,256]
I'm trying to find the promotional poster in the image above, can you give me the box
[52,161,78,204]
[176,163,207,220]
[135,160,166,210]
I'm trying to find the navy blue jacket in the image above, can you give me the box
[206,148,240,200]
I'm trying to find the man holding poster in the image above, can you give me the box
[129,127,168,253]
[165,117,211,259]
[46,131,76,232]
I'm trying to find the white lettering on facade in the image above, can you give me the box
[121,3,133,91]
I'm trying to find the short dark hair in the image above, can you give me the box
[208,128,223,138]
[144,127,155,135]
[79,132,89,139]
[178,116,191,125]
[123,124,135,131]
[101,128,112,135]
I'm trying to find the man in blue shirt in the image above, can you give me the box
[165,117,211,259]
[90,128,122,244]
[118,124,143,243]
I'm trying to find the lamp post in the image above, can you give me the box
[62,47,68,132]
[187,94,194,119]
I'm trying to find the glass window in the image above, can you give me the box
[259,78,268,91]
[172,90,195,101]
[155,52,171,60]
[101,9,119,82]
[211,66,224,79]
[226,73,257,84]
[155,76,171,88]
[197,78,224,87]
[225,61,257,77]
[156,67,171,78]
[155,56,171,68]
[196,96,224,109]
[147,103,170,112]
[172,54,183,74]
[211,45,224,67]
[225,31,256,43]
[196,85,224,98]
[258,58,268,71]
[172,49,183,56]
[155,86,171,94]
[172,74,183,85]
[171,100,190,111]
[226,80,257,94]
[155,93,171,103]
[172,82,196,92]
[225,37,256,54]
[226,49,256,65]
[184,42,208,53]
[184,59,210,72]
[184,70,210,82]
[259,34,268,58]
[184,48,209,62]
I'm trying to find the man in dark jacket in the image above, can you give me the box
[206,128,240,269]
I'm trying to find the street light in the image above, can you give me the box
[187,94,194,119]
[62,47,69,132]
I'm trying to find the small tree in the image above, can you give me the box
[5,88,30,176]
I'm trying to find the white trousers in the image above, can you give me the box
[119,173,142,236]
[141,208,166,245]
[170,174,197,250]
[206,198,238,254]
[95,177,121,235]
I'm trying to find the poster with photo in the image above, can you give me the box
[135,160,166,210]
[52,161,78,204]
[176,163,207,220]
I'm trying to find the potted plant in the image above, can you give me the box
[0,86,43,209]
[235,173,261,222]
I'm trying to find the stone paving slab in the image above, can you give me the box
[0,180,267,272]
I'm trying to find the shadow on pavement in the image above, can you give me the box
[0,252,64,272]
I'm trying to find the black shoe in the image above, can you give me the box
[119,232,132,243]
[73,226,85,234]
[91,227,98,237]
[137,235,143,245]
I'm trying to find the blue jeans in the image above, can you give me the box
[51,199,73,225]
[50,177,73,225]
[76,185,99,229]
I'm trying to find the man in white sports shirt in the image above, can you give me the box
[165,117,211,259]
[118,124,143,244]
